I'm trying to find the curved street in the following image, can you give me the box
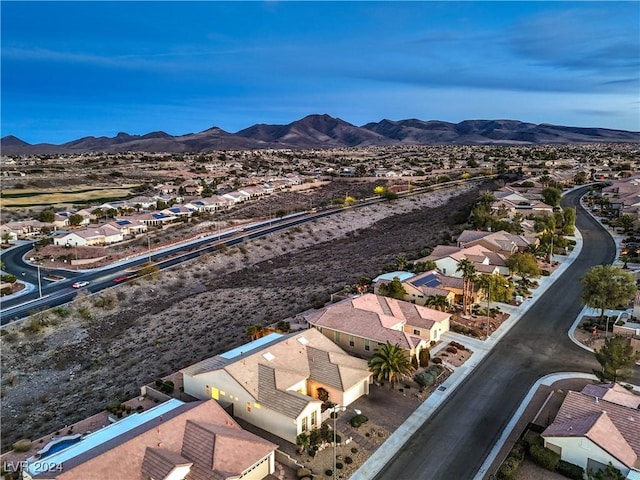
[374,187,639,480]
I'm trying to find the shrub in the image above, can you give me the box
[497,456,522,479]
[555,460,584,480]
[351,447,358,454]
[12,439,31,452]
[432,357,443,364]
[344,456,353,464]
[446,346,458,354]
[419,348,430,367]
[350,414,369,428]
[325,470,333,477]
[52,307,70,318]
[336,462,343,470]
[529,444,560,471]
[297,467,312,478]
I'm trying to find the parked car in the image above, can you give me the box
[72,281,89,289]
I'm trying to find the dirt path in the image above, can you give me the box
[0,182,488,452]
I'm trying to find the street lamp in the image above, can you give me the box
[36,263,42,298]
[331,405,346,480]
[485,278,491,338]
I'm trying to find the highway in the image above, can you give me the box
[0,177,491,325]
[374,187,639,480]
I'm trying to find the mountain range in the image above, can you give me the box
[2,114,638,155]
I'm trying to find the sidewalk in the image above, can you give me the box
[351,229,585,480]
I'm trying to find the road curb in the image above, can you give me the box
[473,372,600,480]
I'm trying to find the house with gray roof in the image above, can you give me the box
[181,329,371,444]
[542,383,640,478]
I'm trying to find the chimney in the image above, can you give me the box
[595,397,599,404]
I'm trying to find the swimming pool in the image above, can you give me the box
[38,435,83,459]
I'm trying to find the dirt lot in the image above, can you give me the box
[0,181,489,452]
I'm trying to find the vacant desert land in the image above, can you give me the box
[0,182,485,452]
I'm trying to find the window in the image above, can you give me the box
[364,339,370,351]
[413,329,421,335]
[335,331,341,342]
[349,335,355,347]
[301,417,308,432]
[311,411,317,426]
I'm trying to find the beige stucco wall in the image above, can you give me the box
[543,437,630,476]
[183,369,322,444]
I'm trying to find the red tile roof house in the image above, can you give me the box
[22,399,278,480]
[541,383,640,478]
[303,293,451,361]
[181,329,372,445]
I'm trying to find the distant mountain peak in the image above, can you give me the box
[1,115,638,154]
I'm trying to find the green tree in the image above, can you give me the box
[394,254,409,271]
[476,273,514,303]
[573,171,588,185]
[68,214,84,226]
[296,432,310,454]
[411,260,437,273]
[1,232,12,244]
[562,208,576,235]
[541,187,562,207]
[593,335,640,383]
[378,277,406,300]
[616,214,635,234]
[506,252,541,280]
[580,265,636,321]
[456,259,477,315]
[36,209,55,223]
[425,294,450,311]
[246,324,268,341]
[368,342,415,389]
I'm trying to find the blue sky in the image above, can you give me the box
[2,1,639,144]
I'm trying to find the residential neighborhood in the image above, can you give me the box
[1,151,639,480]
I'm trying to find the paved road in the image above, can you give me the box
[374,188,638,480]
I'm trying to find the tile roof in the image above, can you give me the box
[36,400,276,480]
[141,447,192,480]
[182,329,370,419]
[542,390,640,469]
[258,364,317,418]
[581,383,640,409]
[305,294,450,346]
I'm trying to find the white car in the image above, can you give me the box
[72,281,89,289]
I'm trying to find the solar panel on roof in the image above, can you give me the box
[115,220,131,226]
[411,273,441,288]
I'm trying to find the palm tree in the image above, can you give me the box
[456,258,477,316]
[368,342,415,389]
[245,324,268,341]
[425,294,450,312]
[394,254,409,271]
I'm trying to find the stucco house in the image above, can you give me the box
[542,383,640,478]
[400,270,463,306]
[23,399,278,480]
[303,294,450,360]
[456,230,539,255]
[53,224,123,246]
[181,329,372,444]
[423,244,507,277]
